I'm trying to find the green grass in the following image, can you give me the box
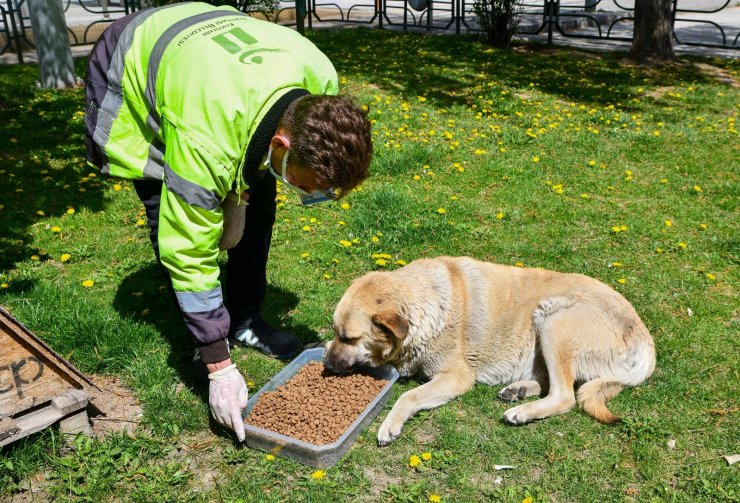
[1,29,738,502]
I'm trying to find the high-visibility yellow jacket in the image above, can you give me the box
[86,3,337,359]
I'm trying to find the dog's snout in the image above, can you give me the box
[323,346,356,374]
[323,355,338,372]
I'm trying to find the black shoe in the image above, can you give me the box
[230,318,302,359]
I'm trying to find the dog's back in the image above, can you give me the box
[431,256,655,423]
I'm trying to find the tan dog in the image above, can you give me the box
[325,256,656,446]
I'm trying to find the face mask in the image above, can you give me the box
[265,147,335,205]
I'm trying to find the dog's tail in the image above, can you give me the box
[577,378,624,424]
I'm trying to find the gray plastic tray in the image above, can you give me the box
[241,347,398,468]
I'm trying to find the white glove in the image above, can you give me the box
[208,364,248,442]
[219,193,247,250]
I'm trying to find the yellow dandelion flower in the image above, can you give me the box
[323,273,332,279]
[311,470,326,480]
[514,262,525,267]
[450,195,458,200]
[693,185,703,193]
[617,278,626,284]
[532,156,540,163]
[437,208,446,214]
[422,452,432,461]
[60,253,71,263]
[31,255,40,261]
[51,226,62,233]
[265,454,276,461]
[36,210,45,216]
[340,202,350,210]
[620,225,628,232]
[246,380,255,388]
[331,258,340,264]
[664,220,672,227]
[413,174,421,181]
[0,283,8,289]
[588,160,596,166]
[429,495,441,503]
[611,262,623,267]
[375,259,388,266]
[677,241,687,250]
[418,96,427,102]
[339,240,352,247]
[395,260,407,266]
[82,280,94,288]
[699,223,708,230]
[704,272,716,281]
[522,497,533,503]
[301,252,310,258]
[409,455,422,468]
[371,236,380,243]
[656,247,664,254]
[372,253,392,259]
[660,178,668,184]
[66,208,75,215]
[496,212,504,220]
[580,193,590,199]
[302,225,311,232]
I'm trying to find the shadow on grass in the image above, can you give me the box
[0,60,102,275]
[311,28,736,109]
[112,263,321,388]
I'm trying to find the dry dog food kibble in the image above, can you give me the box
[244,361,388,445]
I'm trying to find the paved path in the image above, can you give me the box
[1,0,738,64]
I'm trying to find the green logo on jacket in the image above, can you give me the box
[211,26,286,65]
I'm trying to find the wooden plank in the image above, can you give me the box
[0,307,96,391]
[0,391,89,447]
[0,416,20,441]
[0,328,74,412]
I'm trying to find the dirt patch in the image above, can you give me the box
[691,62,739,88]
[644,86,674,99]
[361,465,402,501]
[86,375,143,437]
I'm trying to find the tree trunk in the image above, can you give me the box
[28,0,77,88]
[628,0,675,64]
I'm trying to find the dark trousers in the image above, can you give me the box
[133,170,277,332]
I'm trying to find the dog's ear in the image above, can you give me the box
[372,310,409,340]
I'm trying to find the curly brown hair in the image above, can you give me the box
[279,94,372,197]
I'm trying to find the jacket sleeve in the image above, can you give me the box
[158,120,234,363]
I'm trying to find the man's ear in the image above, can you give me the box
[372,310,409,341]
[270,133,290,150]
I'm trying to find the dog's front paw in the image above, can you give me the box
[377,414,403,446]
[498,385,528,402]
[503,405,533,426]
